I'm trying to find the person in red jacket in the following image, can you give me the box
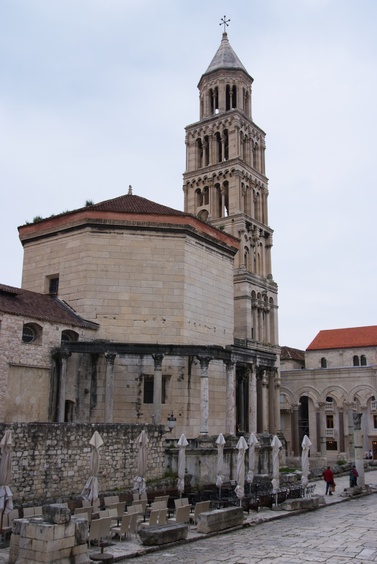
[323,466,334,495]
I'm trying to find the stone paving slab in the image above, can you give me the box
[0,470,375,563]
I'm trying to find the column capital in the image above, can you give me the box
[224,359,236,371]
[353,412,363,430]
[197,355,213,371]
[152,354,164,369]
[105,352,116,365]
[60,350,71,361]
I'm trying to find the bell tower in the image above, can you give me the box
[183,27,279,351]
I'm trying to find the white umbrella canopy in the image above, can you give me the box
[301,435,312,488]
[133,430,149,494]
[215,433,226,495]
[235,436,248,504]
[81,430,104,506]
[0,430,13,521]
[271,435,282,492]
[246,433,259,484]
[177,434,188,497]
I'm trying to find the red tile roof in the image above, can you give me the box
[0,284,98,329]
[306,326,377,351]
[280,346,305,361]
[85,193,187,216]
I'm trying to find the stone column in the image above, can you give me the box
[104,352,116,423]
[261,370,269,433]
[152,354,164,424]
[338,409,345,453]
[197,355,212,435]
[354,412,365,487]
[346,402,355,460]
[315,409,320,453]
[318,402,327,457]
[248,364,257,433]
[291,404,300,457]
[225,361,236,435]
[58,351,71,423]
[273,368,281,434]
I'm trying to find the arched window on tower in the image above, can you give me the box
[226,84,231,111]
[225,84,237,111]
[321,357,327,368]
[361,355,367,366]
[232,85,237,109]
[203,186,209,205]
[223,129,229,160]
[215,132,222,162]
[244,246,249,270]
[253,142,259,171]
[204,135,210,166]
[195,188,203,209]
[196,138,203,168]
[214,183,221,218]
[210,87,219,114]
[223,181,229,216]
[353,355,360,366]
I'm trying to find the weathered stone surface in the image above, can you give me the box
[72,516,89,544]
[196,507,244,534]
[42,503,71,524]
[138,523,188,546]
[279,496,323,511]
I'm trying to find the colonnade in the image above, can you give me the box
[57,351,280,437]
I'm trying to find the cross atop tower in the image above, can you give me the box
[219,15,230,33]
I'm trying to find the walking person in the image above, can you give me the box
[350,465,359,487]
[323,465,334,495]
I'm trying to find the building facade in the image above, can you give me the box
[1,31,281,442]
[280,327,377,461]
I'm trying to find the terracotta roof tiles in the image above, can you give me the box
[85,193,187,216]
[306,326,377,351]
[0,284,98,329]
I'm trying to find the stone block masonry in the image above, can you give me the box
[0,422,164,505]
[8,504,90,564]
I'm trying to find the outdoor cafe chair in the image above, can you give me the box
[88,519,102,546]
[98,517,113,542]
[139,509,159,529]
[191,500,210,524]
[132,493,140,501]
[111,513,132,541]
[75,506,93,522]
[99,509,109,518]
[174,497,189,510]
[129,512,139,537]
[169,504,190,526]
[158,508,168,525]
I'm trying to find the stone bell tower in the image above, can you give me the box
[183,24,281,435]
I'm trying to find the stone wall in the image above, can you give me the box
[0,312,96,422]
[0,422,164,505]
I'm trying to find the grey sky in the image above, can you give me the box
[1,0,377,350]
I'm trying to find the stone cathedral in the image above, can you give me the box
[0,30,281,441]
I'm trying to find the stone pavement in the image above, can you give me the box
[1,470,376,563]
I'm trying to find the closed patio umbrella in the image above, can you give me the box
[133,430,149,494]
[215,433,226,498]
[246,432,259,485]
[0,430,13,531]
[271,435,282,492]
[301,434,312,488]
[177,434,188,497]
[81,430,103,507]
[235,436,248,505]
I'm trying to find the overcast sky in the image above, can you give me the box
[1,0,377,351]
